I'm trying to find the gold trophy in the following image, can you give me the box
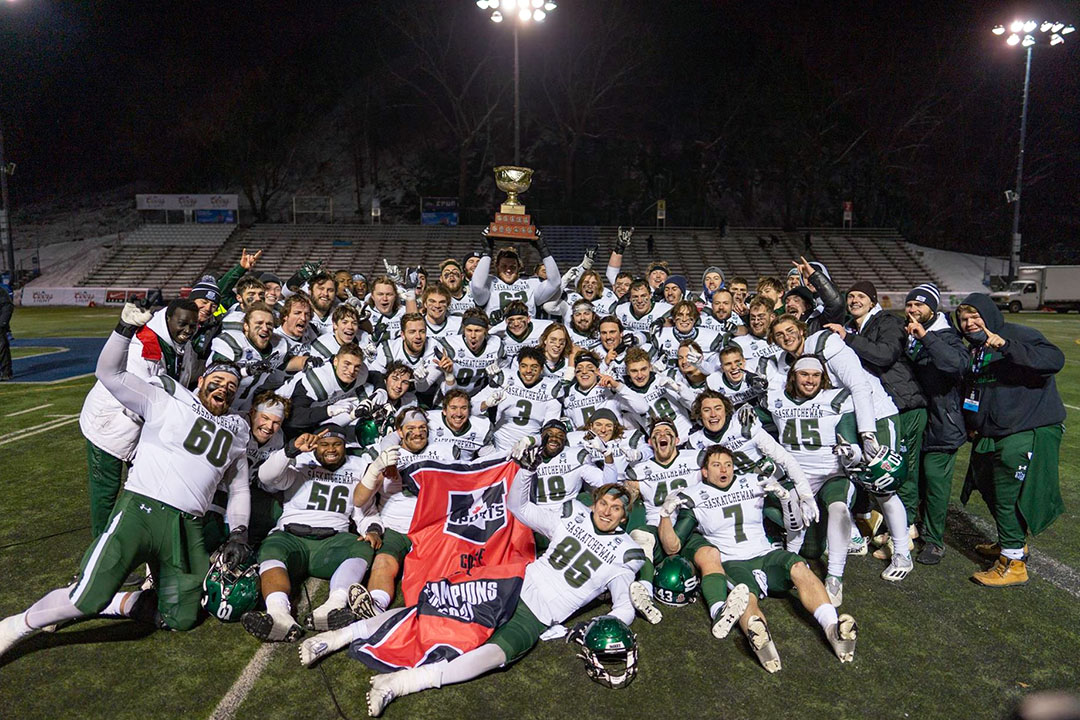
[487,165,537,239]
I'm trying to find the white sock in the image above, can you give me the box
[826,503,851,578]
[439,644,506,686]
[25,588,85,629]
[371,590,391,612]
[329,558,368,594]
[786,528,805,554]
[102,591,141,617]
[636,580,654,596]
[813,603,838,631]
[266,591,291,617]
[1001,547,1026,561]
[878,495,911,559]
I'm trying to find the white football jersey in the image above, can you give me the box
[441,334,504,396]
[532,447,605,508]
[620,376,694,438]
[271,452,372,533]
[491,319,552,360]
[626,448,703,526]
[447,288,476,317]
[210,330,292,412]
[482,277,543,316]
[424,315,462,341]
[707,371,767,408]
[767,386,855,487]
[124,376,250,517]
[616,301,672,343]
[651,326,724,371]
[475,374,563,452]
[368,305,406,342]
[307,329,372,361]
[731,334,783,375]
[518,499,645,625]
[678,476,778,561]
[427,412,493,459]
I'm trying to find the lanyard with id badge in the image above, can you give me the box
[964,346,993,412]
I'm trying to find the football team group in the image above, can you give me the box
[0,228,1066,716]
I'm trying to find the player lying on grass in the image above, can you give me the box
[298,439,646,717]
[0,302,252,658]
[658,445,858,673]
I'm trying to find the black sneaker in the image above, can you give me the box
[916,543,945,565]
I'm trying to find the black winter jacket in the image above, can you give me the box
[803,271,844,334]
[959,293,1065,438]
[906,312,968,452]
[845,308,927,412]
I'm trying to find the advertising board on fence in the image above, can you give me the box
[17,287,151,307]
[136,194,239,211]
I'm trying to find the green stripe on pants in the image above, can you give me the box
[895,408,927,525]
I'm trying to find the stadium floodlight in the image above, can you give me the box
[478,0,557,165]
[992,18,1070,282]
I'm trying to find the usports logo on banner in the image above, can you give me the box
[445,484,507,544]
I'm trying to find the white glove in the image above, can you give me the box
[120,302,153,327]
[736,404,757,427]
[757,475,790,500]
[361,342,379,362]
[582,434,609,460]
[484,361,503,378]
[383,259,403,286]
[797,494,820,525]
[511,435,536,461]
[372,446,400,474]
[659,491,689,519]
[328,398,360,417]
[485,388,505,406]
[581,246,596,271]
[833,440,857,467]
[859,432,880,457]
[618,440,643,463]
[684,346,704,368]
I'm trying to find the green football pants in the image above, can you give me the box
[87,440,127,538]
[895,408,927,525]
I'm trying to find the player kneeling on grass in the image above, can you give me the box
[298,441,646,717]
[242,426,383,642]
[0,302,252,657]
[658,446,858,672]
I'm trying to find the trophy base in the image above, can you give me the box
[487,212,536,240]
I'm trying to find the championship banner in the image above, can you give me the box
[349,456,535,671]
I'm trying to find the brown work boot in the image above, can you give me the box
[974,542,1028,559]
[972,555,1029,587]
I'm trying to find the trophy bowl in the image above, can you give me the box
[494,165,533,212]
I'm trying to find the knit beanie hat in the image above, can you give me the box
[848,280,878,305]
[188,276,220,303]
[906,283,940,313]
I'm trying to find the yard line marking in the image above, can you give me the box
[1065,404,1080,411]
[957,508,1080,600]
[5,403,53,417]
[0,372,96,386]
[210,578,321,720]
[0,415,81,446]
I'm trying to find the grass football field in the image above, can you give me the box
[1,307,1079,720]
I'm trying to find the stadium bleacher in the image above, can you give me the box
[78,223,947,296]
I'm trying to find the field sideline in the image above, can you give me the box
[1,306,1078,720]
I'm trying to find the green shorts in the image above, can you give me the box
[679,531,715,563]
[723,549,803,598]
[69,490,209,631]
[375,528,413,564]
[489,600,547,663]
[258,529,373,585]
[817,475,855,508]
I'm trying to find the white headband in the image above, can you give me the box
[402,409,427,424]
[254,400,286,420]
[793,356,824,373]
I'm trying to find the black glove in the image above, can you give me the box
[304,355,325,370]
[614,226,633,254]
[566,620,591,646]
[238,358,274,378]
[287,261,321,290]
[220,526,251,569]
[615,331,638,355]
[534,227,549,258]
[481,227,495,258]
[403,267,420,291]
[747,373,769,393]
[488,309,504,325]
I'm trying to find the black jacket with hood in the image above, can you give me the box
[959,293,1065,438]
[845,307,927,413]
[906,311,968,452]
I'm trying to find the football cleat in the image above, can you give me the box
[825,576,843,607]
[746,615,781,673]
[0,614,36,658]
[881,554,914,582]
[827,614,858,663]
[367,676,396,718]
[299,627,354,668]
[629,581,663,624]
[347,583,379,621]
[848,533,868,556]
[242,610,304,643]
[711,583,750,640]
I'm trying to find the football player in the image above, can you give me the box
[730,297,783,375]
[473,346,563,453]
[620,347,693,438]
[491,300,552,359]
[283,343,368,433]
[699,288,744,335]
[369,312,447,397]
[244,426,382,641]
[659,445,858,671]
[441,308,505,397]
[418,283,461,340]
[438,259,474,317]
[527,420,606,520]
[366,275,406,342]
[566,299,602,351]
[306,271,340,338]
[1,304,251,656]
[427,388,493,459]
[274,294,316,352]
[652,300,724,373]
[469,234,561,316]
[616,279,671,344]
[556,350,648,429]
[710,345,769,407]
[219,276,268,333]
[307,305,369,361]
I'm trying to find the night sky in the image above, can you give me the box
[0,1,1076,257]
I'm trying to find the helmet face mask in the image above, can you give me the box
[578,616,639,688]
[201,547,260,623]
[653,556,700,607]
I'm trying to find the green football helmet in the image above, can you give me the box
[653,556,700,606]
[201,547,259,623]
[578,616,639,688]
[849,445,906,497]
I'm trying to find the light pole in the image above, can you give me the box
[0,111,14,287]
[476,0,557,165]
[992,19,1073,281]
